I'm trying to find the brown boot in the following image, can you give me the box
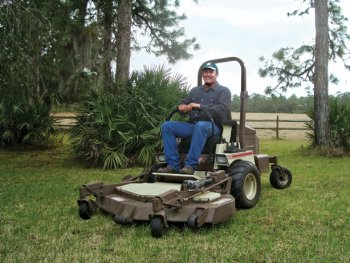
[179,166,194,175]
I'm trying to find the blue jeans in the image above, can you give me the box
[161,121,221,171]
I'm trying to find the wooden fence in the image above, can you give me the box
[52,113,77,130]
[245,116,309,139]
[53,113,310,139]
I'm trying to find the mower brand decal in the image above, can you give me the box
[212,198,232,205]
[111,196,126,202]
[229,151,253,159]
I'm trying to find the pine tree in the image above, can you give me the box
[258,0,349,147]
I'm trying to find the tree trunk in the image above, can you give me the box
[314,0,330,147]
[116,0,132,81]
[101,0,113,85]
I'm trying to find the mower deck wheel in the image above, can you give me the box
[150,217,164,238]
[188,214,199,229]
[78,201,91,220]
[114,214,133,225]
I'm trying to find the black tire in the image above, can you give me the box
[113,214,133,225]
[270,166,292,189]
[78,201,91,220]
[227,160,261,209]
[188,214,199,229]
[150,217,164,238]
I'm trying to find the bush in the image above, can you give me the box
[70,66,189,169]
[0,99,56,146]
[306,94,350,152]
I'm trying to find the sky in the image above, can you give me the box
[130,0,350,97]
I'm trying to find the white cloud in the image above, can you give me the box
[178,1,313,27]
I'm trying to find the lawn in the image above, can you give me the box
[1,137,350,263]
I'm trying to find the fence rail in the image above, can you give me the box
[52,113,77,130]
[53,113,310,139]
[245,116,309,139]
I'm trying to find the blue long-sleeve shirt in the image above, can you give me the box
[180,82,231,125]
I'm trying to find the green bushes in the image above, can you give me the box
[70,67,188,169]
[0,99,56,146]
[0,2,57,147]
[328,95,350,150]
[306,93,350,152]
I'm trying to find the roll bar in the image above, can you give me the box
[197,57,248,149]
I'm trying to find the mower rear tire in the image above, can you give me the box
[227,160,261,209]
[150,217,164,238]
[270,166,292,189]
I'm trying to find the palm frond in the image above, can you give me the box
[102,148,128,169]
[70,66,188,168]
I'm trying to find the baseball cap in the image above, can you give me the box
[201,62,218,72]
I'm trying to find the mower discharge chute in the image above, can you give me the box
[77,57,292,238]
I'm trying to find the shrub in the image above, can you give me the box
[0,99,56,146]
[70,66,189,169]
[305,94,350,152]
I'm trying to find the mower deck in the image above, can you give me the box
[101,183,235,224]
[78,170,236,237]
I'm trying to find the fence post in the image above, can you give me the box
[276,115,279,139]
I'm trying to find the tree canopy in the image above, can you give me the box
[259,0,349,95]
[0,0,199,146]
[0,0,199,102]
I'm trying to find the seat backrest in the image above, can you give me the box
[221,120,237,143]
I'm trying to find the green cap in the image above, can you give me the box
[201,62,218,72]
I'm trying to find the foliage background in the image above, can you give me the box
[70,67,188,169]
[306,93,350,151]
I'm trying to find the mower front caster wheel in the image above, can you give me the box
[270,166,292,189]
[150,217,164,238]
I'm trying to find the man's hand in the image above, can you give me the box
[189,103,200,109]
[178,103,200,112]
[178,104,189,112]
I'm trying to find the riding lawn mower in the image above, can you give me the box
[77,57,292,238]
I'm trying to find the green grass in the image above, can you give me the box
[1,138,350,262]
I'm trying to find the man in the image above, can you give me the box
[158,62,231,174]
